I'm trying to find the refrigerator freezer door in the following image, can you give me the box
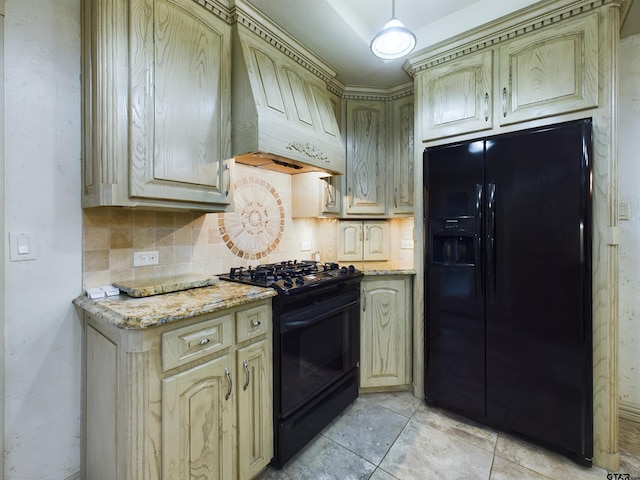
[424,142,486,418]
[484,121,592,459]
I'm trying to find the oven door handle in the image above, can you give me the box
[281,298,359,332]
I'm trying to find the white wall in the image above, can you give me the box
[618,32,640,420]
[4,1,83,478]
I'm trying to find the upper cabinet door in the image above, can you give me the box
[499,13,598,126]
[83,0,232,210]
[345,101,387,215]
[421,50,493,141]
[129,0,231,205]
[391,96,414,215]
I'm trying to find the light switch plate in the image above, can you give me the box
[9,231,37,261]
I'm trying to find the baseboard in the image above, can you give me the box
[619,400,640,424]
[63,472,81,480]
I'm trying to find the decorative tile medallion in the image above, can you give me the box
[219,176,285,260]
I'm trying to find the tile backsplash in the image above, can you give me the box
[82,164,415,290]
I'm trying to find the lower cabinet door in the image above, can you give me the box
[237,339,273,480]
[360,276,412,389]
[162,354,235,480]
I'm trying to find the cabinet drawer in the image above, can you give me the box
[162,314,234,372]
[236,304,270,343]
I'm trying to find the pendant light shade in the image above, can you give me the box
[370,0,416,59]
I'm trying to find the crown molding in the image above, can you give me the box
[230,0,338,84]
[192,0,233,24]
[404,0,628,77]
[341,82,414,102]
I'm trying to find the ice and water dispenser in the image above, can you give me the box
[430,217,476,266]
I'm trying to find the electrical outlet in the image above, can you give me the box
[401,240,414,249]
[133,250,159,267]
[300,240,311,251]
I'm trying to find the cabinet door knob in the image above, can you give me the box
[484,92,490,121]
[362,287,367,312]
[224,367,233,400]
[224,162,231,197]
[243,360,250,390]
[251,320,261,328]
[502,88,508,117]
[199,338,210,346]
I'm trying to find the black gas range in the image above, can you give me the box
[218,260,362,294]
[219,259,363,468]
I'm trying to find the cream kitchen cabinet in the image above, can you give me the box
[418,12,598,140]
[236,338,272,480]
[360,275,412,390]
[338,221,389,262]
[82,298,272,480]
[390,95,415,215]
[344,100,387,215]
[421,50,493,140]
[291,172,340,217]
[82,0,233,211]
[499,13,598,125]
[162,352,235,479]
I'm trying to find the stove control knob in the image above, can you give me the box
[283,276,293,288]
[295,275,305,286]
[348,265,356,274]
[340,266,348,275]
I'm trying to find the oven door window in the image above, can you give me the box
[279,292,359,417]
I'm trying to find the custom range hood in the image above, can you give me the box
[231,0,345,175]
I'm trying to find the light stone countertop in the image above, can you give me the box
[355,262,416,276]
[73,281,277,330]
[73,263,414,331]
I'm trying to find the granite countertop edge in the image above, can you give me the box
[73,282,277,330]
[357,263,416,276]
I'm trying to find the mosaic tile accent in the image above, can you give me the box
[219,176,285,260]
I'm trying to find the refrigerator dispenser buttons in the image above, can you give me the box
[9,231,38,262]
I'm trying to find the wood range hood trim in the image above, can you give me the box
[230,0,346,176]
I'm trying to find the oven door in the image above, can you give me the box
[278,287,360,417]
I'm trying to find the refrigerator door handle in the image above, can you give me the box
[475,184,483,299]
[487,182,496,299]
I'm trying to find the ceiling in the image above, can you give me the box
[246,0,640,89]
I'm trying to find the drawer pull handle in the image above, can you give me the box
[199,338,210,345]
[225,368,232,401]
[251,320,261,328]
[243,360,250,390]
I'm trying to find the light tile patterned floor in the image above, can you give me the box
[257,391,640,480]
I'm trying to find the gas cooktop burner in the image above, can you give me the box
[219,260,362,294]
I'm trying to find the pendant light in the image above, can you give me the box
[370,0,417,59]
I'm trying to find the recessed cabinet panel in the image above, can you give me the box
[338,221,389,262]
[162,355,234,480]
[392,96,414,215]
[130,0,232,204]
[284,68,314,126]
[345,101,386,215]
[310,84,341,139]
[364,222,388,261]
[237,339,273,480]
[253,49,287,115]
[151,0,222,186]
[84,0,232,210]
[499,13,598,125]
[422,50,493,140]
[339,223,363,261]
[360,276,412,389]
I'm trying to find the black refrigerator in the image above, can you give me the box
[424,119,593,464]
